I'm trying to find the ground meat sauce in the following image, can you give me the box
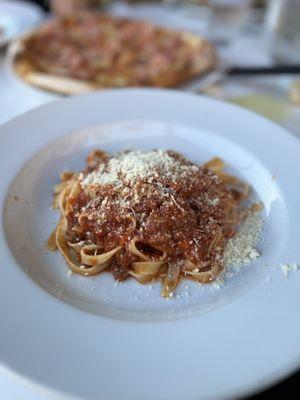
[21,13,214,87]
[65,150,237,281]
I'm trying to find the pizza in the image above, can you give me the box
[11,13,216,95]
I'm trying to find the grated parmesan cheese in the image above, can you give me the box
[211,213,263,290]
[208,197,220,206]
[224,213,263,270]
[280,263,300,277]
[82,150,198,187]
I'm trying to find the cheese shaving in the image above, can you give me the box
[281,263,300,277]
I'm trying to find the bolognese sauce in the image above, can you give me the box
[49,149,254,297]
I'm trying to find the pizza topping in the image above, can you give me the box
[19,12,216,88]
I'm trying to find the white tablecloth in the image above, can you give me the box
[0,54,58,126]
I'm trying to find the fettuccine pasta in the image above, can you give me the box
[48,149,259,298]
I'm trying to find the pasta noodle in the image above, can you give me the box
[48,149,260,298]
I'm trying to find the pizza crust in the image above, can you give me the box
[10,39,98,95]
[16,67,98,95]
[9,22,217,96]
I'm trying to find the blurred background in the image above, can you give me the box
[1,0,300,134]
[0,0,300,399]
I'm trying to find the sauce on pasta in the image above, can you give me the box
[49,149,253,298]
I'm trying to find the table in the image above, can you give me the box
[1,5,300,399]
[0,53,58,126]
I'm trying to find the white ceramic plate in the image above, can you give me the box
[1,89,300,400]
[0,0,44,47]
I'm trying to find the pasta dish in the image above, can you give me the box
[48,149,259,298]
